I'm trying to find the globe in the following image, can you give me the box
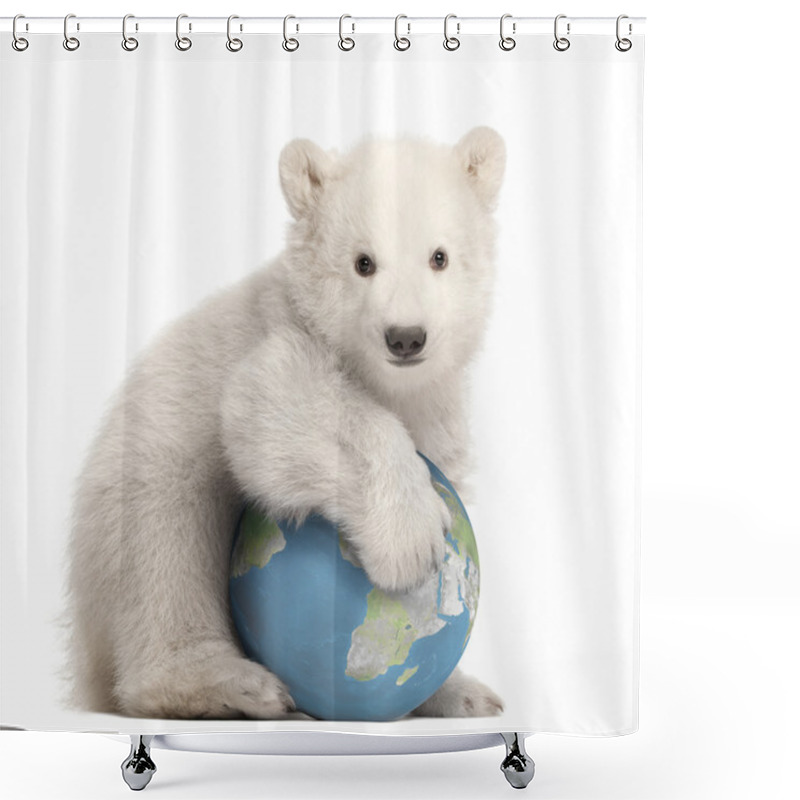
[228,455,480,721]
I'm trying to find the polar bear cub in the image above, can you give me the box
[66,127,506,720]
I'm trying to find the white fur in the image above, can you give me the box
[65,127,506,719]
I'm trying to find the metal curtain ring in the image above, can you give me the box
[615,14,632,51]
[338,14,355,51]
[499,14,516,51]
[175,14,192,50]
[394,14,410,51]
[12,14,29,51]
[63,13,80,51]
[443,14,460,51]
[283,15,299,51]
[122,14,139,51]
[227,15,243,52]
[553,14,570,51]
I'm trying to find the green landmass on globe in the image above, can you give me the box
[230,513,286,577]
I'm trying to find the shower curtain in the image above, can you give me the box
[0,16,643,738]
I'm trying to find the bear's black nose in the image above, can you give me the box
[385,326,427,358]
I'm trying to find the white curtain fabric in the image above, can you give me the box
[0,26,643,736]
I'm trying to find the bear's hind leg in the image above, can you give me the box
[411,668,504,717]
[108,475,295,720]
[114,640,295,719]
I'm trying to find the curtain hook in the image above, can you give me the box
[122,14,139,52]
[283,15,299,51]
[226,15,243,52]
[338,14,355,51]
[499,14,516,51]
[175,14,192,51]
[553,14,570,52]
[63,13,80,51]
[443,14,460,51]
[615,14,632,52]
[394,14,410,51]
[12,14,29,52]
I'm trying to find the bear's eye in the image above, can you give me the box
[355,254,376,277]
[430,249,449,271]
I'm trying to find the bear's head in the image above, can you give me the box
[279,127,506,395]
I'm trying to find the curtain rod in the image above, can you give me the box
[1,16,646,36]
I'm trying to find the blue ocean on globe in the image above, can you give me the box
[228,456,480,721]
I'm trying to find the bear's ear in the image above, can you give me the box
[279,139,337,220]
[454,126,506,209]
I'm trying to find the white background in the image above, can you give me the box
[1,1,798,799]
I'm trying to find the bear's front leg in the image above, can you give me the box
[221,331,452,593]
[336,425,453,592]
